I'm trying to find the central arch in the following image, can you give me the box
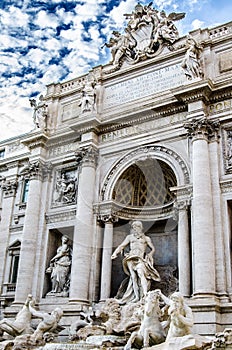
[98,145,191,300]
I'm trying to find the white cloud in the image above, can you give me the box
[35,11,59,29]
[191,19,205,30]
[0,6,29,27]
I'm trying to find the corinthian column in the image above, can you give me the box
[184,118,218,297]
[0,179,18,289]
[69,146,98,303]
[14,161,45,305]
[208,125,227,297]
[99,214,118,301]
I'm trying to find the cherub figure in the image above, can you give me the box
[154,11,185,45]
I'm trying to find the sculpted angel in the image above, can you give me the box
[154,11,185,44]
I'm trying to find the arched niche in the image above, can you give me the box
[98,145,191,298]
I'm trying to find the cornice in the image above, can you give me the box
[45,209,76,224]
[171,79,214,104]
[0,155,29,172]
[21,132,49,150]
[94,200,175,221]
[99,104,186,134]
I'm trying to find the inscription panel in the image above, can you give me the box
[100,113,186,143]
[208,99,232,114]
[103,63,186,109]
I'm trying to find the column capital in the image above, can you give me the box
[1,178,18,198]
[20,160,51,181]
[173,199,190,220]
[75,145,98,167]
[97,213,119,224]
[184,117,220,142]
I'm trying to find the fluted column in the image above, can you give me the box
[175,200,191,297]
[14,161,44,304]
[0,179,18,289]
[185,118,218,297]
[208,129,227,297]
[69,146,98,303]
[99,214,118,301]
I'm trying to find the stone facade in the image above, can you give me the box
[1,6,232,341]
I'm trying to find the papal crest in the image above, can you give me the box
[103,2,185,69]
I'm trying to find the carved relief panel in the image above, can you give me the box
[223,128,232,174]
[52,167,78,206]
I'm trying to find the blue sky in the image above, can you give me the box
[1,0,232,142]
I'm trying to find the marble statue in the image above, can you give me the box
[79,78,96,113]
[154,11,184,45]
[111,220,160,304]
[28,301,63,343]
[46,235,72,296]
[29,94,48,131]
[103,29,135,67]
[156,290,194,340]
[0,295,33,339]
[181,36,203,80]
[124,290,165,349]
[104,2,185,68]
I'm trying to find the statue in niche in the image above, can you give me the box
[29,94,48,131]
[79,77,96,113]
[54,171,77,204]
[181,36,203,80]
[46,235,72,296]
[111,220,161,304]
[104,2,185,68]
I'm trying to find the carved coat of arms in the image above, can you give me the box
[103,2,185,69]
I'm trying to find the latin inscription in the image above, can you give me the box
[49,143,78,157]
[103,64,186,109]
[101,113,185,142]
[208,99,232,114]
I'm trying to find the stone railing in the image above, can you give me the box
[209,23,232,39]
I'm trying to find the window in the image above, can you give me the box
[22,179,29,203]
[0,149,5,159]
[9,254,19,284]
[7,240,21,286]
